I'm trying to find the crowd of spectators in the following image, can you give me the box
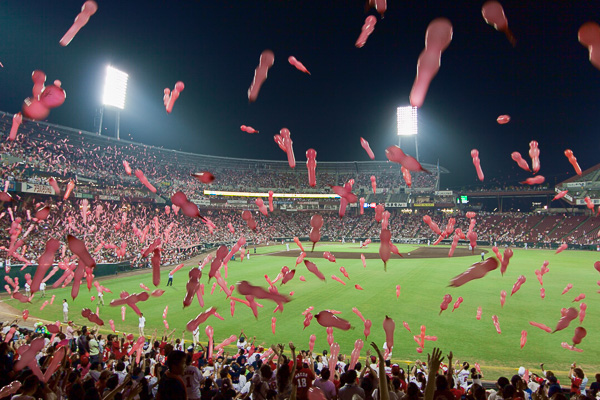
[0,320,597,400]
[0,115,439,204]
[1,194,599,270]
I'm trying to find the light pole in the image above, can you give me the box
[100,65,128,139]
[396,106,418,160]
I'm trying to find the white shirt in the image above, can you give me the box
[139,316,146,328]
[63,302,69,312]
[184,365,204,399]
[40,282,46,291]
[24,283,30,292]
[458,369,470,390]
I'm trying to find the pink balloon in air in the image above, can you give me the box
[359,197,365,215]
[423,215,442,235]
[471,149,485,181]
[268,191,274,212]
[309,214,324,251]
[315,310,351,330]
[135,169,157,193]
[476,306,482,320]
[331,275,346,286]
[355,16,377,48]
[383,315,395,352]
[164,82,184,114]
[304,260,326,281]
[529,321,552,333]
[521,175,545,185]
[572,326,587,346]
[555,243,568,254]
[500,247,513,275]
[482,1,516,45]
[271,317,276,334]
[410,18,453,107]
[492,315,501,334]
[360,138,375,160]
[379,228,391,270]
[60,1,98,46]
[40,82,66,109]
[578,22,600,70]
[561,342,583,353]
[511,152,530,172]
[240,125,259,134]
[528,140,540,173]
[401,166,412,188]
[248,50,275,103]
[386,145,429,172]
[572,293,585,302]
[255,198,268,216]
[306,149,317,187]
[275,128,296,168]
[370,176,377,194]
[396,285,401,298]
[288,56,311,75]
[8,113,23,141]
[363,319,372,339]
[439,294,452,315]
[553,190,568,201]
[511,275,526,296]
[500,290,506,307]
[361,253,367,268]
[451,296,463,312]
[497,115,510,124]
[554,307,578,332]
[520,330,527,349]
[191,172,215,184]
[449,257,498,287]
[579,303,587,324]
[309,334,316,353]
[540,288,545,299]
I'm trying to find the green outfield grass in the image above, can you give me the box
[8,242,600,381]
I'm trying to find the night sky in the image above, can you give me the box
[0,1,599,189]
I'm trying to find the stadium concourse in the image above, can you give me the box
[1,114,600,399]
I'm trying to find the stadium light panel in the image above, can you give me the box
[102,66,128,109]
[397,106,418,136]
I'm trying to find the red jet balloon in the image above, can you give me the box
[248,50,275,103]
[482,1,516,45]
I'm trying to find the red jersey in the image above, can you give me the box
[294,367,315,400]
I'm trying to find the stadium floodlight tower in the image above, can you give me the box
[397,106,419,160]
[98,65,128,140]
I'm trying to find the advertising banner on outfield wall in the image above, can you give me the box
[435,190,453,196]
[576,198,600,205]
[191,198,210,206]
[385,202,408,208]
[75,192,94,199]
[414,203,435,207]
[565,182,590,188]
[20,182,56,195]
[99,194,120,201]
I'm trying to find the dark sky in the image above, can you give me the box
[0,1,599,189]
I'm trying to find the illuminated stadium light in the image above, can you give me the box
[397,106,418,136]
[99,66,128,140]
[103,66,128,109]
[203,190,340,199]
